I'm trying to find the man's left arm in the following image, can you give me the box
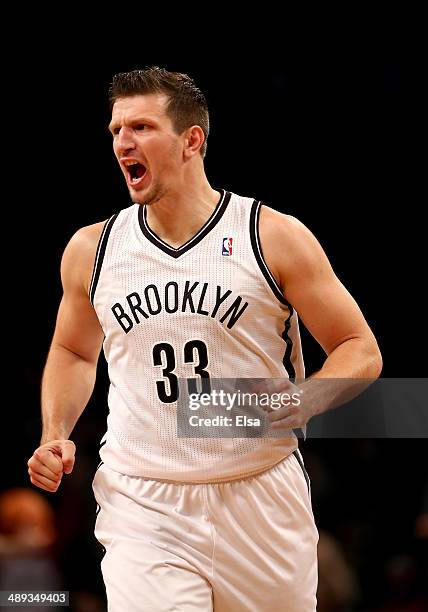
[259,207,383,428]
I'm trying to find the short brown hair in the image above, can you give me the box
[109,66,209,158]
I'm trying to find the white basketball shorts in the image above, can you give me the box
[92,450,318,611]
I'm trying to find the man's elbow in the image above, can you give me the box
[365,338,383,379]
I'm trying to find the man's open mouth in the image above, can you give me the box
[125,161,147,185]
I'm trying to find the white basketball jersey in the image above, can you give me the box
[90,189,305,482]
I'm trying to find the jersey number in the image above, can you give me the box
[152,340,211,403]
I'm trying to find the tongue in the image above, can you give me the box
[136,165,145,178]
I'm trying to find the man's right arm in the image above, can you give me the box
[27,222,106,492]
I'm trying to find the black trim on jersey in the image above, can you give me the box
[96,441,106,473]
[89,213,119,305]
[249,199,297,378]
[138,189,231,258]
[94,459,106,557]
[94,463,103,513]
[292,449,311,494]
[249,199,288,305]
[282,310,296,380]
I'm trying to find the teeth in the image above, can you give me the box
[124,160,139,167]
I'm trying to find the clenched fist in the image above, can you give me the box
[27,440,76,493]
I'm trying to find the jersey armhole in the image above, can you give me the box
[249,199,299,382]
[249,199,289,306]
[89,213,119,305]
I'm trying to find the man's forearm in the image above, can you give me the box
[313,337,382,380]
[41,344,98,444]
[302,337,382,419]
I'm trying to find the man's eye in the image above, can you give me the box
[135,124,146,131]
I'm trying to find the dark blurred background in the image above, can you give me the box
[1,4,427,611]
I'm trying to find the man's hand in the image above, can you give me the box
[252,379,310,432]
[27,440,76,493]
[265,386,310,431]
[257,377,375,432]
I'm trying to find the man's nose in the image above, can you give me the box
[116,127,136,156]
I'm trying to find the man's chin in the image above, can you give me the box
[129,185,149,205]
[132,184,165,207]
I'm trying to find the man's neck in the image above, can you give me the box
[145,176,221,249]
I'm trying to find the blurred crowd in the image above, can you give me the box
[1,434,427,611]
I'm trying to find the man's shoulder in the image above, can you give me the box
[258,203,327,286]
[61,220,110,293]
[71,219,110,247]
[259,203,310,249]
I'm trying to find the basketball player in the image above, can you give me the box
[27,67,382,611]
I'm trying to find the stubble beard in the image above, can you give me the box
[131,143,179,207]
[131,178,167,207]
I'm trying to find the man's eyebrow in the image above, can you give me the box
[108,116,159,132]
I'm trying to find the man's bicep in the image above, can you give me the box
[288,270,373,356]
[278,220,375,356]
[50,225,105,363]
[52,292,104,363]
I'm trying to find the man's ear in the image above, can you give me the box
[183,125,205,159]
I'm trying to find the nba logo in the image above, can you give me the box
[222,237,233,256]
